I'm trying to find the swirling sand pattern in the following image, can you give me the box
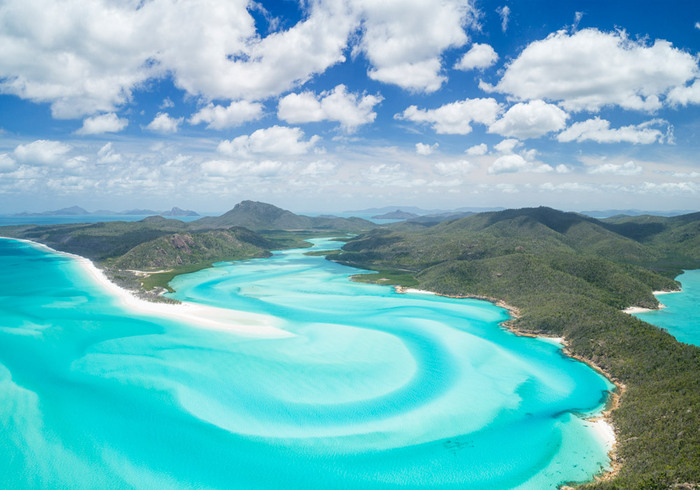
[0,238,612,489]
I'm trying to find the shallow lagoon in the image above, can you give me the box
[0,237,613,488]
[633,270,700,346]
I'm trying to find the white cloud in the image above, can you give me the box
[555,164,572,174]
[640,181,698,194]
[494,138,521,154]
[0,0,481,118]
[497,6,510,33]
[454,43,498,71]
[487,29,699,111]
[202,159,291,178]
[396,98,501,134]
[488,100,569,138]
[558,117,671,144]
[97,142,121,164]
[667,79,700,106]
[0,153,17,172]
[487,139,553,174]
[540,182,596,192]
[217,126,320,157]
[488,154,553,174]
[695,22,700,30]
[76,113,128,135]
[278,85,382,131]
[299,160,337,177]
[146,113,183,133]
[466,143,488,156]
[588,161,643,176]
[434,160,473,176]
[160,98,175,109]
[355,0,474,92]
[14,140,71,166]
[0,0,353,117]
[416,142,438,155]
[189,100,263,130]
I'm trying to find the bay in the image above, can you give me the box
[0,237,613,488]
[633,270,700,346]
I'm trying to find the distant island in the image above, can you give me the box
[13,205,199,217]
[371,210,419,219]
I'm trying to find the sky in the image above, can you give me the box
[0,0,698,214]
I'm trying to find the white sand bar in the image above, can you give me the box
[11,238,292,339]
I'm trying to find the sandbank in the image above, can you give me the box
[6,237,291,339]
[395,284,620,483]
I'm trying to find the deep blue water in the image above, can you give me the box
[0,237,614,488]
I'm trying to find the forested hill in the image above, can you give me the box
[333,206,700,488]
[191,200,374,232]
[0,201,377,298]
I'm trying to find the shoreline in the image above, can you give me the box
[394,285,621,486]
[622,289,681,315]
[5,237,291,339]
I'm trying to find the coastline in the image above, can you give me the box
[5,237,291,339]
[394,285,621,486]
[622,289,681,315]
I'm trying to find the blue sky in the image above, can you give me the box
[0,0,698,213]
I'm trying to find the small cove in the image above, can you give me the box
[633,270,700,346]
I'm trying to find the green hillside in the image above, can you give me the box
[191,200,375,232]
[334,206,700,488]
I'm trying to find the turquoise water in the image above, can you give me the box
[633,270,700,346]
[0,237,613,489]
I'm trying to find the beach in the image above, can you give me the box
[10,237,291,339]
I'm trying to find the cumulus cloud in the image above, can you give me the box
[14,140,71,166]
[217,126,320,157]
[396,98,501,134]
[189,100,263,130]
[416,142,438,155]
[667,79,700,106]
[466,143,488,156]
[558,117,672,144]
[355,0,474,92]
[454,43,498,71]
[487,139,552,174]
[278,85,382,131]
[486,29,699,111]
[0,0,480,118]
[494,138,521,154]
[588,161,643,176]
[76,113,128,135]
[146,113,184,133]
[434,160,473,176]
[488,100,569,138]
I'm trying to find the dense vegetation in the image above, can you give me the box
[1,203,698,487]
[334,207,700,488]
[0,202,373,299]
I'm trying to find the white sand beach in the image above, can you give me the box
[623,290,680,314]
[11,238,292,339]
